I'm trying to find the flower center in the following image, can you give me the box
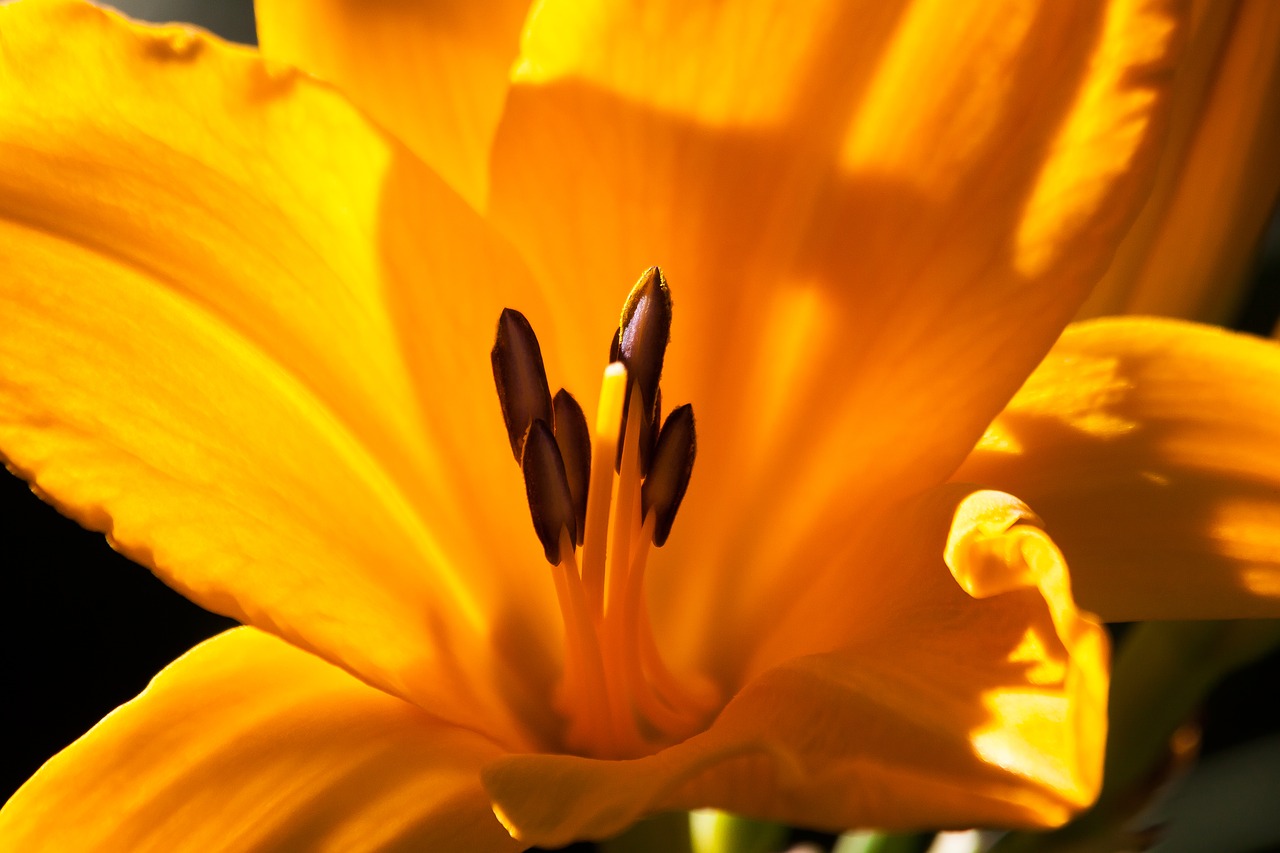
[491,267,717,757]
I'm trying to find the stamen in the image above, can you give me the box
[616,266,672,413]
[614,266,672,475]
[520,419,577,564]
[640,386,662,475]
[491,308,553,462]
[637,582,720,718]
[642,404,697,546]
[489,271,710,758]
[618,514,706,734]
[553,390,591,545]
[556,531,614,750]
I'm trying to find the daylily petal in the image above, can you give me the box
[0,0,559,744]
[254,0,532,209]
[488,0,1181,679]
[956,318,1280,621]
[1077,0,1280,323]
[0,627,519,852]
[483,487,1107,846]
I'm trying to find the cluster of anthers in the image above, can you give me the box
[491,267,716,757]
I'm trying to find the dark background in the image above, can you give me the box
[1,3,1278,851]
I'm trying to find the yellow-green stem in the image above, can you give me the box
[600,812,694,853]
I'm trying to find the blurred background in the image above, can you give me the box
[0,2,1277,851]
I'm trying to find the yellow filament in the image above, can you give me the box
[638,587,719,719]
[620,514,704,735]
[550,560,588,741]
[581,363,626,617]
[557,534,614,750]
[549,363,712,755]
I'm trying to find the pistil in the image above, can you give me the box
[600,386,646,739]
[580,364,626,616]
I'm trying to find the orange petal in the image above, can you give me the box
[255,0,532,209]
[0,628,520,852]
[1078,0,1280,323]
[483,487,1107,846]
[0,0,559,745]
[488,0,1181,680]
[956,317,1280,620]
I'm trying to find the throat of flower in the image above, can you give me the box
[490,268,716,757]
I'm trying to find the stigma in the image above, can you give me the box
[490,267,713,757]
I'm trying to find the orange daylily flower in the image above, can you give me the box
[3,0,1280,850]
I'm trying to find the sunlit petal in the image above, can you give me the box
[255,0,532,209]
[0,628,518,852]
[0,0,558,744]
[489,0,1182,678]
[483,486,1106,846]
[1078,0,1280,322]
[957,318,1280,620]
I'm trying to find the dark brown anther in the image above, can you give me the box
[642,386,661,472]
[615,384,661,475]
[641,404,696,547]
[553,389,591,545]
[615,266,672,414]
[491,308,553,463]
[614,267,671,475]
[521,419,578,564]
